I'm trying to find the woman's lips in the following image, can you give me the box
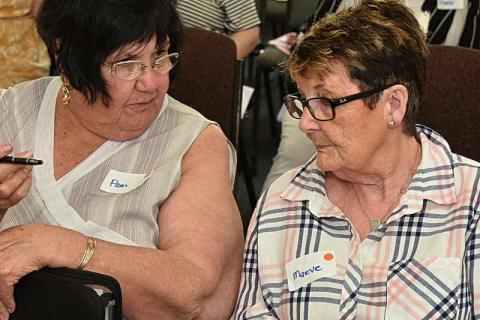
[129,99,154,110]
[131,99,153,105]
[315,144,331,151]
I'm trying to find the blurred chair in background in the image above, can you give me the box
[168,27,257,224]
[264,0,288,38]
[418,45,480,161]
[169,27,242,147]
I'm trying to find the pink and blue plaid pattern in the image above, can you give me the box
[234,125,480,320]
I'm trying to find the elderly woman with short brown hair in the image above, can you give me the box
[234,0,480,318]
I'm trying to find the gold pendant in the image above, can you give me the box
[370,219,380,231]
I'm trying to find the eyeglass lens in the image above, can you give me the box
[285,97,334,120]
[113,53,179,80]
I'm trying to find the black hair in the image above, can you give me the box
[37,0,182,105]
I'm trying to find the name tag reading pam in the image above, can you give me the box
[100,169,152,194]
[285,251,337,292]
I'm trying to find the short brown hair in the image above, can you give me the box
[287,0,429,136]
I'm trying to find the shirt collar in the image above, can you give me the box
[279,125,457,218]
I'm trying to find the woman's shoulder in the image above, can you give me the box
[453,153,480,168]
[164,94,211,122]
[262,163,314,205]
[268,168,301,194]
[1,77,55,113]
[3,77,55,100]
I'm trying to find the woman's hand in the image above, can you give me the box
[0,144,33,221]
[0,225,47,318]
[0,224,84,319]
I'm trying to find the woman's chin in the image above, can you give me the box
[314,152,341,172]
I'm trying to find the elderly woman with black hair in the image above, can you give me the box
[234,0,480,318]
[0,0,243,319]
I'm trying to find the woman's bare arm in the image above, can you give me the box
[229,26,260,59]
[0,125,243,319]
[2,125,242,320]
[89,125,244,319]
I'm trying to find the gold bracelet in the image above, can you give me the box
[78,236,96,270]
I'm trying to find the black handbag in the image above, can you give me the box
[10,267,122,320]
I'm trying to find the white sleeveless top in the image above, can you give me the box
[0,77,236,248]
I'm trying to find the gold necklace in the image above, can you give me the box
[354,144,421,232]
[354,188,399,231]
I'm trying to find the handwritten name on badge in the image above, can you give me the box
[100,169,152,194]
[438,0,465,9]
[285,251,337,292]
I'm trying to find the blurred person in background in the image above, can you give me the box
[176,0,261,59]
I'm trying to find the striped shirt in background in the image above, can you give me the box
[175,0,260,34]
[235,125,480,319]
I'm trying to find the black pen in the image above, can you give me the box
[0,156,43,165]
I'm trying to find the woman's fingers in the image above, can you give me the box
[0,148,34,209]
[0,150,33,181]
[0,145,14,182]
[0,287,14,317]
[0,299,11,320]
[0,170,32,209]
[0,280,14,319]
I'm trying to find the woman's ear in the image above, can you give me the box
[385,84,408,129]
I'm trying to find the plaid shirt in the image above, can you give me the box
[235,125,480,320]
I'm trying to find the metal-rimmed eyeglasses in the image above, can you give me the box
[283,84,396,121]
[103,52,180,81]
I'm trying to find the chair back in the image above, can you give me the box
[418,45,480,161]
[287,0,318,30]
[256,0,267,27]
[168,27,243,147]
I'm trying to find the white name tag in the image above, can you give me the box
[285,251,337,292]
[100,169,152,194]
[438,0,465,10]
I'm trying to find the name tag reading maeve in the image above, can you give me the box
[100,169,152,194]
[285,250,337,291]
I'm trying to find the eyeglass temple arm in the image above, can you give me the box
[330,84,397,107]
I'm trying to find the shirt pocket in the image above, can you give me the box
[386,257,461,320]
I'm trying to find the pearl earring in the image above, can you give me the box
[388,120,395,128]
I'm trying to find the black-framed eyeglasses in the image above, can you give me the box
[103,52,180,81]
[283,84,396,121]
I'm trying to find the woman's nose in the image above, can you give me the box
[299,107,320,133]
[135,65,162,91]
